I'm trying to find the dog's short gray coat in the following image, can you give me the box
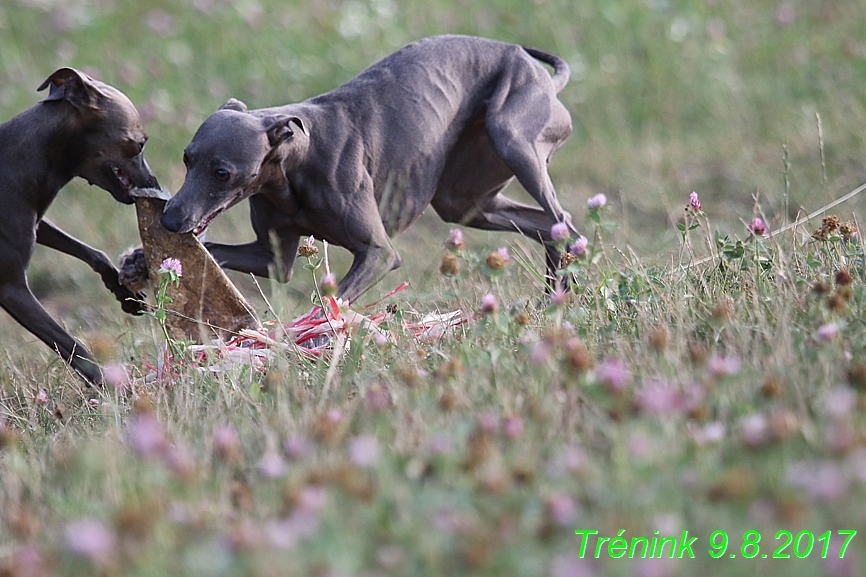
[159,35,578,301]
[0,68,158,384]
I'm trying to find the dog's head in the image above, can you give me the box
[161,99,306,234]
[38,67,159,204]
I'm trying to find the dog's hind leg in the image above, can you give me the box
[484,88,575,235]
[457,194,568,289]
[36,220,146,315]
[0,275,102,384]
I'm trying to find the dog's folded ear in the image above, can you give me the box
[264,115,307,147]
[219,98,248,112]
[37,67,106,110]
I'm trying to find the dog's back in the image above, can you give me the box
[287,35,570,216]
[310,35,565,137]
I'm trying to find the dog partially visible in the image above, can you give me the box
[0,68,159,385]
[126,35,576,303]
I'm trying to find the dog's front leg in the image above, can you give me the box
[205,233,300,282]
[328,189,402,303]
[337,244,400,303]
[36,220,146,314]
[0,277,102,384]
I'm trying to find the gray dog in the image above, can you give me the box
[151,35,577,302]
[0,68,158,384]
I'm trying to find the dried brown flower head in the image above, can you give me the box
[439,253,459,276]
[812,280,830,294]
[826,291,846,312]
[564,337,593,373]
[812,215,842,241]
[647,326,669,351]
[760,373,782,398]
[835,268,852,286]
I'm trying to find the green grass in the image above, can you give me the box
[2,1,866,575]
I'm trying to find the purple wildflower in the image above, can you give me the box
[545,492,578,526]
[635,557,676,577]
[823,556,857,577]
[365,382,392,410]
[283,433,312,459]
[635,379,683,414]
[266,511,321,549]
[775,2,795,25]
[549,553,598,577]
[258,452,287,478]
[824,386,857,419]
[319,272,338,296]
[159,257,182,277]
[785,460,849,501]
[706,353,740,377]
[6,545,47,577]
[740,413,769,446]
[377,545,406,570]
[570,235,588,256]
[587,193,607,209]
[595,357,629,392]
[530,341,552,364]
[502,415,524,439]
[103,362,131,390]
[64,518,117,563]
[296,484,327,514]
[627,432,653,459]
[549,286,568,307]
[817,322,839,342]
[213,424,240,463]
[477,410,499,433]
[688,191,701,212]
[557,445,587,473]
[428,434,452,455]
[690,421,726,445]
[348,435,379,467]
[146,9,175,36]
[480,293,498,314]
[445,228,464,250]
[550,222,570,241]
[127,412,167,458]
[748,217,767,237]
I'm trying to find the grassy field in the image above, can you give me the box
[2,0,866,575]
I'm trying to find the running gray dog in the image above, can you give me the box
[0,68,158,384]
[134,35,577,302]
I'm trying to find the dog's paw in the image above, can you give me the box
[118,246,150,294]
[118,287,148,315]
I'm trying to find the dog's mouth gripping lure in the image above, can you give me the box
[129,186,260,342]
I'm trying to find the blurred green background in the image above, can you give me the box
[1,0,866,353]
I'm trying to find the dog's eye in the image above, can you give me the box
[214,168,230,181]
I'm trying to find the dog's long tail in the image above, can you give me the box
[523,46,570,93]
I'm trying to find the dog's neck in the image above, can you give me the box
[3,103,94,215]
[257,131,310,207]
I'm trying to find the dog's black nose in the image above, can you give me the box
[159,210,185,233]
